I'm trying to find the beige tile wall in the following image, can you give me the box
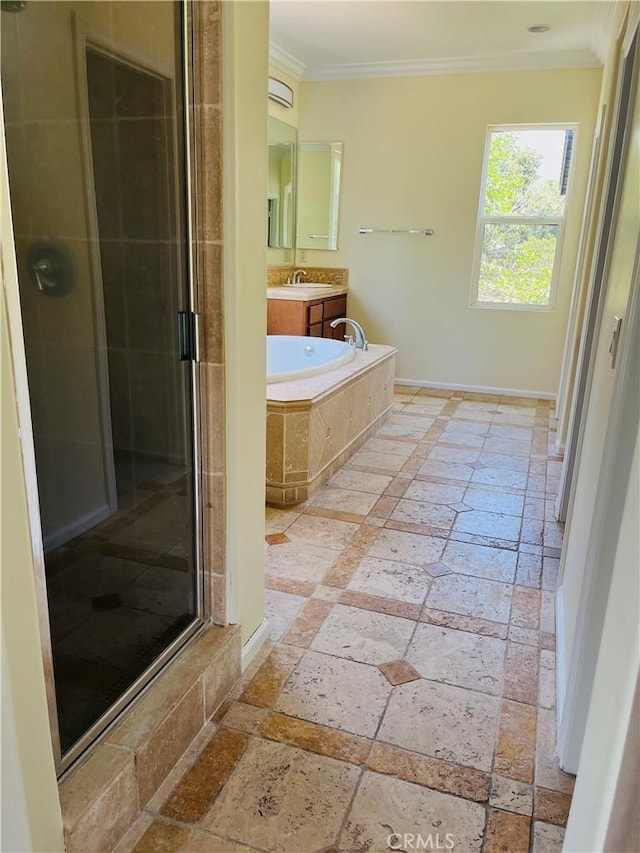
[192,0,226,622]
[266,352,396,505]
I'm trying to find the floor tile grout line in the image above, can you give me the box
[141,781,272,853]
[330,560,437,850]
[256,388,564,853]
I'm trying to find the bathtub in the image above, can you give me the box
[267,335,355,383]
[266,342,398,506]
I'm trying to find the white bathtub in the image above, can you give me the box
[266,335,355,383]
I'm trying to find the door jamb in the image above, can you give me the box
[555,16,635,523]
[0,96,63,768]
[556,24,640,770]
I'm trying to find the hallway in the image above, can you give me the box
[120,387,575,853]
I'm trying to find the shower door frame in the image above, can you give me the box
[2,0,206,777]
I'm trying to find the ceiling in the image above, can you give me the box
[269,1,614,81]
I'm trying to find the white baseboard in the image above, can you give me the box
[395,377,557,402]
[241,618,271,671]
[43,503,112,553]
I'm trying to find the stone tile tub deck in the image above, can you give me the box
[266,344,397,506]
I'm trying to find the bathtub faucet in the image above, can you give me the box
[330,318,368,351]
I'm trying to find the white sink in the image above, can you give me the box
[284,282,332,289]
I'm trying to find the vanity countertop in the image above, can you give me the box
[267,284,349,301]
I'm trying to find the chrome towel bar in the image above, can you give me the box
[359,228,434,236]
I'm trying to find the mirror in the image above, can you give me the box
[267,117,296,249]
[296,142,343,251]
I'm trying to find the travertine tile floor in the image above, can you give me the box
[120,388,575,853]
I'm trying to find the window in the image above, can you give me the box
[471,125,577,309]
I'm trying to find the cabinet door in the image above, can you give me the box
[324,321,343,339]
[307,302,324,325]
[267,300,306,335]
[323,295,347,320]
[308,323,324,337]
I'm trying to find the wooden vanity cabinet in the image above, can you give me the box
[267,294,348,340]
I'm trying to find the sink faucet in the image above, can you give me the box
[330,317,368,351]
[292,269,307,284]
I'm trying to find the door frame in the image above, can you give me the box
[1,97,64,769]
[556,20,639,770]
[554,14,634,523]
[553,102,606,455]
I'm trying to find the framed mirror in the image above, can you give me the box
[296,141,343,251]
[267,117,296,250]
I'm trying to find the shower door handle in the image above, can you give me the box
[178,311,199,362]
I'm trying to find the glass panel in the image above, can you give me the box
[484,129,573,217]
[1,1,199,758]
[267,116,296,249]
[478,223,559,305]
[297,142,343,251]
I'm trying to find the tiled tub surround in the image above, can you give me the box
[266,345,397,506]
[119,388,573,853]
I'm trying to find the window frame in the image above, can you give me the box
[470,122,579,312]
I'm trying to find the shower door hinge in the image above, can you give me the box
[177,311,200,362]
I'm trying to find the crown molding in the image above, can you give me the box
[269,41,306,82]
[303,48,601,81]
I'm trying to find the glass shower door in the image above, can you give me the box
[1,0,201,768]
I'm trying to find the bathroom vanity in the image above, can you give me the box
[267,285,348,339]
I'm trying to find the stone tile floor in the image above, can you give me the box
[119,388,575,853]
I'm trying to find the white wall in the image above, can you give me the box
[563,420,639,852]
[223,0,269,644]
[297,69,602,396]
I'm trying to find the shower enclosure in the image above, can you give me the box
[1,0,202,771]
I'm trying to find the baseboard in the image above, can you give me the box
[43,503,112,552]
[394,377,557,402]
[241,619,271,671]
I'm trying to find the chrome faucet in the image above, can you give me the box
[291,269,307,284]
[330,317,368,351]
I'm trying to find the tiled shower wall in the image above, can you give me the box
[192,0,226,623]
[87,48,185,469]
